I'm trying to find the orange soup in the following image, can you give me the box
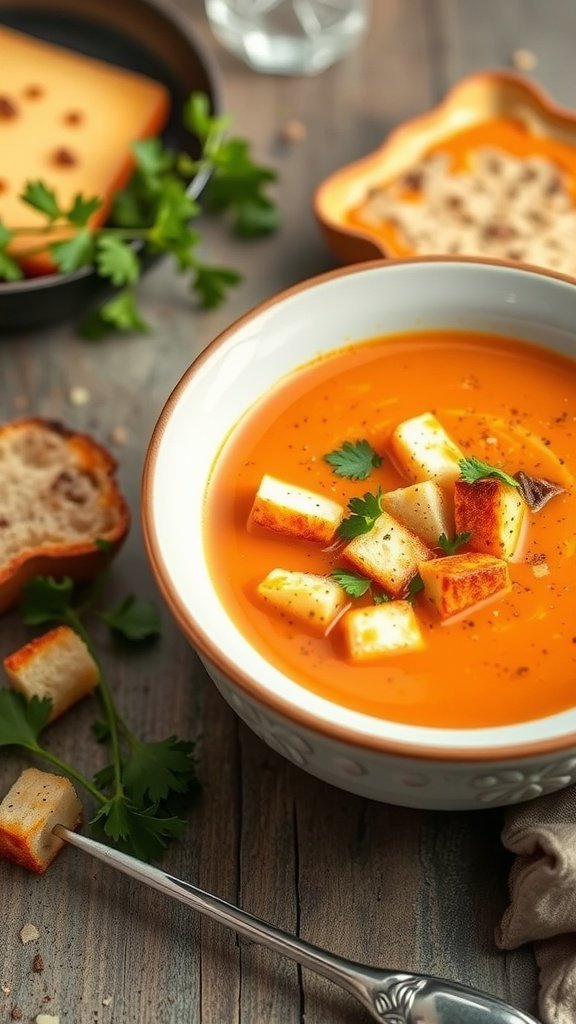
[204,331,576,729]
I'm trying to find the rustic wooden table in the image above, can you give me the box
[3,1,575,1020]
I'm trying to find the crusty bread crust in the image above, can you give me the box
[0,418,130,612]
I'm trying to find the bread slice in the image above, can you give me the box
[4,625,99,721]
[0,418,129,612]
[343,510,434,597]
[0,767,82,873]
[341,601,425,661]
[250,474,343,543]
[257,568,348,633]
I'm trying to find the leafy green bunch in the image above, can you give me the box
[0,564,198,861]
[0,93,279,336]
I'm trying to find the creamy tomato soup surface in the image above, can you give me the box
[204,331,576,729]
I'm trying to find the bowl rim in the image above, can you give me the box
[142,254,576,763]
[313,67,576,263]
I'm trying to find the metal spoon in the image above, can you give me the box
[55,825,541,1024]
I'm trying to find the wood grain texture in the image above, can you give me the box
[6,0,576,1019]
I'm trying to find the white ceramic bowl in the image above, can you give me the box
[142,257,576,810]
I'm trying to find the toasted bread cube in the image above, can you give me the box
[419,552,510,619]
[257,568,348,632]
[0,768,82,874]
[342,601,425,661]
[382,480,454,547]
[250,474,343,543]
[4,625,99,723]
[390,412,464,485]
[454,479,526,560]
[343,510,434,597]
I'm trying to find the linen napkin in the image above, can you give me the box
[496,787,576,1023]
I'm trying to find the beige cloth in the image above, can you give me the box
[497,787,576,1023]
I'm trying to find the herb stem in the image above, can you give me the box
[26,743,106,805]
[65,608,124,800]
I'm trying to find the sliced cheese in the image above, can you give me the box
[0,26,169,275]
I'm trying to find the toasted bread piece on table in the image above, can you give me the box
[454,478,526,560]
[390,412,463,485]
[250,474,343,543]
[342,601,425,661]
[419,551,510,619]
[344,511,434,597]
[257,568,348,633]
[4,625,99,722]
[0,418,129,613]
[0,768,82,873]
[382,480,454,547]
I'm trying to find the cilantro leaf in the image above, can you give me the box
[122,738,196,804]
[81,288,149,338]
[20,576,75,625]
[96,235,140,286]
[132,137,175,181]
[330,568,372,597]
[0,219,13,248]
[459,457,519,489]
[324,439,382,481]
[183,92,230,146]
[232,199,281,238]
[50,229,95,273]
[338,489,383,539]
[0,691,52,748]
[92,797,187,861]
[193,263,242,309]
[21,181,62,221]
[373,591,391,604]
[438,531,472,555]
[406,575,424,603]
[101,595,161,642]
[66,194,102,227]
[0,250,24,281]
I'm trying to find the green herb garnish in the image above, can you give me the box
[458,457,520,489]
[438,531,472,554]
[324,439,382,481]
[330,568,390,604]
[4,571,197,862]
[0,92,279,336]
[338,488,384,539]
[405,574,424,603]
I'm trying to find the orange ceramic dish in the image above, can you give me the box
[314,71,576,272]
[204,328,576,732]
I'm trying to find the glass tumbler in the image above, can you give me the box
[204,0,369,76]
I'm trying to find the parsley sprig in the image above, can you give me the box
[338,488,384,539]
[459,457,519,489]
[324,439,382,481]
[0,92,279,336]
[438,531,472,554]
[330,568,390,603]
[0,569,197,862]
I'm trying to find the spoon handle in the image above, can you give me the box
[54,826,377,1010]
[54,827,542,1024]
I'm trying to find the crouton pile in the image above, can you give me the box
[248,411,541,663]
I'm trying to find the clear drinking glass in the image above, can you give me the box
[204,0,369,76]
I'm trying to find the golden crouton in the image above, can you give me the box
[343,510,434,597]
[4,625,99,722]
[0,768,82,874]
[341,601,425,661]
[257,568,348,633]
[390,412,463,485]
[419,551,510,619]
[250,474,343,543]
[382,480,454,547]
[454,479,526,560]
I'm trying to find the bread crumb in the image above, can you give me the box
[32,953,44,973]
[1,983,11,994]
[35,1015,59,1024]
[110,425,127,447]
[10,1008,22,1021]
[102,995,112,1007]
[511,48,537,71]
[20,924,40,944]
[532,562,550,578]
[68,386,91,407]
[280,118,307,143]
